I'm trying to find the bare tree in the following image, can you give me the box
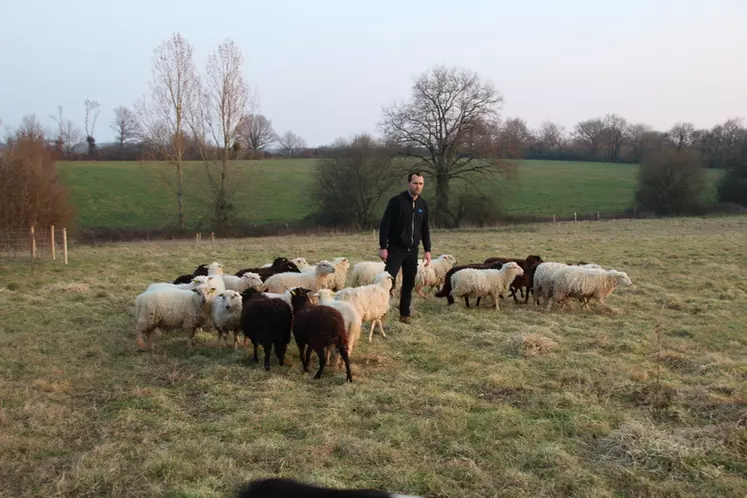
[49,106,83,159]
[499,117,533,158]
[574,118,606,158]
[379,65,511,227]
[188,38,251,229]
[668,122,695,151]
[313,134,404,228]
[278,130,306,156]
[110,106,142,148]
[537,121,567,150]
[601,113,627,162]
[238,113,277,156]
[625,123,653,163]
[84,99,100,156]
[135,32,198,230]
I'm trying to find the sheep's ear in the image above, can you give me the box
[218,292,224,298]
[207,276,214,281]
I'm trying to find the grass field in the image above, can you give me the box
[56,159,724,229]
[1,216,746,497]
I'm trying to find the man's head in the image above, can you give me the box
[407,172,424,198]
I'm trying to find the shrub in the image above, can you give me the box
[634,149,707,215]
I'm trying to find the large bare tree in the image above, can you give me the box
[574,118,606,158]
[536,120,567,151]
[135,32,198,230]
[668,122,695,151]
[625,123,654,163]
[499,117,533,158]
[188,38,251,229]
[110,106,142,148]
[83,99,100,156]
[49,106,82,159]
[238,113,277,156]
[278,130,306,156]
[379,65,510,226]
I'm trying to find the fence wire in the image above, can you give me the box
[0,226,69,262]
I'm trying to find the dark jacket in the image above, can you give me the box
[379,190,431,252]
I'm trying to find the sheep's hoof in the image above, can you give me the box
[264,363,271,371]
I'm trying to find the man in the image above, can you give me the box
[378,172,431,324]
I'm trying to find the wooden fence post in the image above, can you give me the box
[63,228,68,264]
[50,225,56,260]
[30,225,36,259]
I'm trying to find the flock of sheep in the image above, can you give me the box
[133,252,634,382]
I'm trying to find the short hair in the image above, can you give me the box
[407,171,424,182]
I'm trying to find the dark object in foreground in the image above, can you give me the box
[236,477,430,497]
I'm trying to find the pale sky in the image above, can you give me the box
[1,0,746,147]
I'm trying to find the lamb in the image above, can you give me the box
[146,275,214,292]
[212,290,243,348]
[333,271,394,342]
[263,260,336,294]
[235,257,302,282]
[288,287,353,382]
[350,261,403,293]
[172,263,208,285]
[314,288,363,367]
[303,257,350,291]
[435,260,505,306]
[239,287,293,371]
[545,266,633,311]
[414,254,457,298]
[449,262,525,311]
[133,283,214,351]
[221,272,264,293]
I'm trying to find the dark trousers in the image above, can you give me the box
[385,246,419,317]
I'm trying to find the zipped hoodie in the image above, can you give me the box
[379,190,431,252]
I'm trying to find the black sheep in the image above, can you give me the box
[239,287,293,371]
[288,287,352,382]
[235,257,301,282]
[172,263,208,285]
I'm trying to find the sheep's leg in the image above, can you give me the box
[263,343,273,371]
[296,340,308,370]
[313,348,327,379]
[368,321,376,342]
[186,327,197,350]
[274,341,287,367]
[232,330,240,350]
[377,320,386,338]
[338,344,353,383]
[464,296,470,308]
[492,292,500,311]
[252,342,259,362]
[304,347,313,373]
[416,286,428,298]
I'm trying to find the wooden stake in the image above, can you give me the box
[63,228,68,264]
[30,225,36,259]
[51,225,56,260]
[210,232,215,249]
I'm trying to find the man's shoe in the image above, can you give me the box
[399,315,411,324]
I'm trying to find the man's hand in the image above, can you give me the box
[423,251,431,267]
[379,248,388,262]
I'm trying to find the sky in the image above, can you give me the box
[1,0,746,147]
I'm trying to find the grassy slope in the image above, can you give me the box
[1,216,746,497]
[57,159,723,229]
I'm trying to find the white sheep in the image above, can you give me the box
[414,254,457,298]
[449,262,525,311]
[134,285,214,351]
[314,288,363,366]
[221,272,263,293]
[334,271,394,342]
[212,290,243,348]
[263,260,336,294]
[532,262,604,306]
[350,261,403,294]
[146,275,214,292]
[302,257,350,291]
[546,266,633,311]
[261,289,294,306]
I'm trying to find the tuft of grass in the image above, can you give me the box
[1,216,746,497]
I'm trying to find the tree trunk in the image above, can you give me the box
[434,173,450,228]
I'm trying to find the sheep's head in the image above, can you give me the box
[191,288,209,305]
[504,261,525,276]
[315,289,336,302]
[332,257,350,271]
[191,276,213,291]
[271,257,290,267]
[614,271,633,287]
[291,257,309,270]
[525,255,543,266]
[316,261,336,275]
[289,287,313,311]
[373,271,394,291]
[208,262,224,275]
[240,287,263,302]
[219,290,242,310]
[193,264,209,276]
[241,272,264,290]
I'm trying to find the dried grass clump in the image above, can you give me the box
[510,333,558,357]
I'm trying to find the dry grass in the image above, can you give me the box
[1,216,746,497]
